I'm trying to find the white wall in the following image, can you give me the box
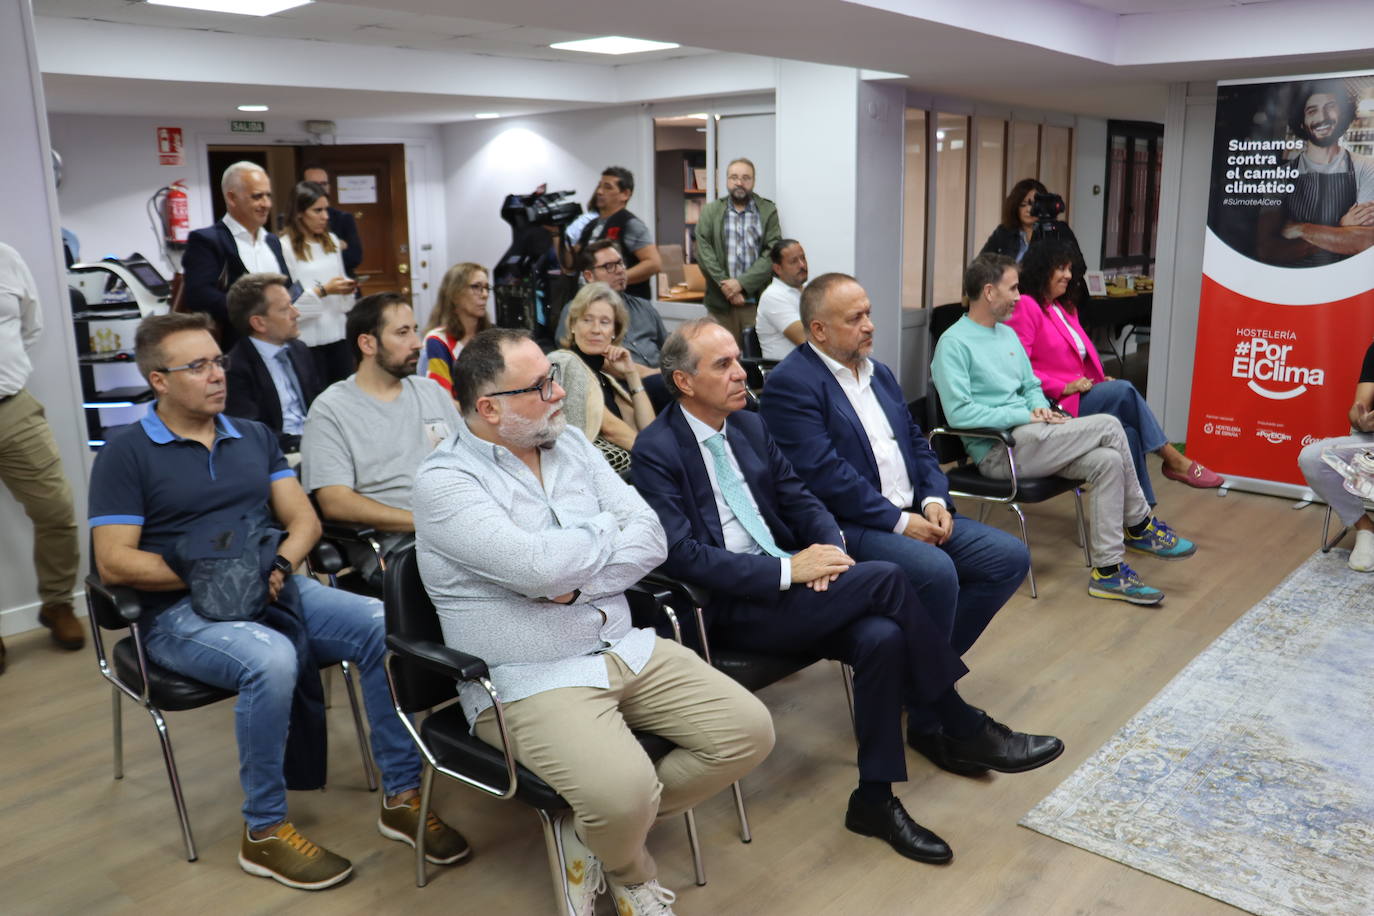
[47,113,448,311]
[1149,81,1216,440]
[1,2,89,634]
[1071,116,1109,272]
[856,80,907,374]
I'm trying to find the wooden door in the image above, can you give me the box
[304,144,411,302]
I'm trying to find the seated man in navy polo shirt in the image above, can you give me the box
[88,312,468,891]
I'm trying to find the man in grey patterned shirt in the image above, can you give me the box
[413,327,773,916]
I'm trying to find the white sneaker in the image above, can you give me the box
[555,815,604,916]
[1350,530,1374,572]
[609,878,678,915]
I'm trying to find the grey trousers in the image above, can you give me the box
[977,414,1152,566]
[1297,432,1374,526]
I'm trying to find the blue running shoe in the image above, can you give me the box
[1124,518,1196,559]
[1088,564,1164,605]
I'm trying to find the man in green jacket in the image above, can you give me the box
[694,158,782,344]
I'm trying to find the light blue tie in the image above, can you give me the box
[703,433,789,558]
[274,349,306,429]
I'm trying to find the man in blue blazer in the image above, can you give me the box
[183,162,294,350]
[632,319,1062,866]
[760,273,1029,685]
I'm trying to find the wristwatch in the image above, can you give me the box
[270,554,293,577]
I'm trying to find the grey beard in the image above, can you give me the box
[499,405,567,449]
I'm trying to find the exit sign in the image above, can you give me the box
[230,120,265,133]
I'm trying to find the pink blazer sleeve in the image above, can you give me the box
[1006,296,1080,413]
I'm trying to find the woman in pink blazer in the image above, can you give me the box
[1006,241,1222,504]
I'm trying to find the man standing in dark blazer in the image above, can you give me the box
[760,273,1030,688]
[224,273,322,455]
[182,161,293,349]
[632,319,1062,865]
[302,165,364,279]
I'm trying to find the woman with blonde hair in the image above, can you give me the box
[422,262,491,396]
[280,180,356,383]
[549,281,655,467]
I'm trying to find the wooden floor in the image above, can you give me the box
[0,462,1332,915]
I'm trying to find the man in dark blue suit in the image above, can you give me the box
[182,161,293,350]
[632,319,1062,865]
[761,273,1031,753]
[224,272,322,455]
[302,165,364,279]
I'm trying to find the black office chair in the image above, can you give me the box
[86,561,377,862]
[380,545,707,898]
[638,572,855,844]
[912,390,1090,598]
[739,326,780,393]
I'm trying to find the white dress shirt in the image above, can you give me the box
[223,214,283,275]
[755,277,803,361]
[282,234,351,347]
[247,336,307,435]
[807,343,944,533]
[1050,305,1088,358]
[0,243,42,396]
[682,407,791,590]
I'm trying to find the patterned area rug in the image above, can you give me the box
[1021,550,1374,916]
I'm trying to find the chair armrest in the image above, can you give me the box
[85,573,143,622]
[320,519,383,547]
[929,426,1016,447]
[639,570,711,609]
[308,540,345,575]
[385,633,489,682]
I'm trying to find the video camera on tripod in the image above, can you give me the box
[492,188,584,338]
[1030,191,1068,243]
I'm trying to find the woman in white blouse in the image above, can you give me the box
[281,181,356,384]
[1005,240,1222,503]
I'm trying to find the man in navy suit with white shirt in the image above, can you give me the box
[760,273,1029,668]
[632,318,1062,866]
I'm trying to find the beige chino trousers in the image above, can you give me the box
[0,390,80,606]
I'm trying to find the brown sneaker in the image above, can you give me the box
[38,602,84,650]
[378,795,472,865]
[238,823,353,890]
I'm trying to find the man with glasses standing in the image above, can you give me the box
[694,157,783,344]
[89,311,469,890]
[301,293,459,588]
[414,327,771,916]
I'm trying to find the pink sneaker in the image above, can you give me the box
[1162,460,1223,488]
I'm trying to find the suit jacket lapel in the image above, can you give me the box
[801,345,881,481]
[668,404,726,548]
[725,414,793,546]
[873,372,919,482]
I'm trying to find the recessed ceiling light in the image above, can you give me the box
[685,113,708,120]
[147,0,312,15]
[237,104,269,112]
[474,113,501,119]
[549,36,680,55]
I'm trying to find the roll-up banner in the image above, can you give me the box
[1188,70,1374,491]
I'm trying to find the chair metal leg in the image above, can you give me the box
[145,705,197,861]
[338,661,378,791]
[1073,488,1092,567]
[730,780,752,843]
[112,686,124,780]
[414,765,435,887]
[1008,503,1037,598]
[838,663,857,740]
[1322,505,1349,553]
[976,501,989,524]
[322,664,333,709]
[539,809,576,916]
[683,809,707,886]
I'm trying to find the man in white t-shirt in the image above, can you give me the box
[302,293,459,586]
[754,239,808,361]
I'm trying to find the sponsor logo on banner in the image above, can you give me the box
[1230,330,1325,400]
[1256,429,1291,444]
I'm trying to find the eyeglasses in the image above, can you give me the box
[484,363,561,401]
[469,283,492,294]
[154,354,231,377]
[592,259,626,273]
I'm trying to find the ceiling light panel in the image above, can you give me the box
[146,0,313,15]
[549,36,680,55]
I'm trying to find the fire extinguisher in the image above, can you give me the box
[164,180,190,244]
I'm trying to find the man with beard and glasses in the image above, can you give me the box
[694,158,783,344]
[413,327,773,916]
[1257,80,1374,266]
[301,293,459,588]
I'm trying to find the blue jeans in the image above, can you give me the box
[144,575,421,831]
[1078,379,1167,506]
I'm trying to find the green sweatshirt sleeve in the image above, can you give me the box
[931,333,1034,431]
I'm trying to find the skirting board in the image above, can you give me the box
[0,591,89,637]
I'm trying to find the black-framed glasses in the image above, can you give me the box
[469,282,492,294]
[593,259,626,273]
[153,354,231,377]
[484,363,561,401]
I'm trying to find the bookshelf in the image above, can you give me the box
[655,148,707,264]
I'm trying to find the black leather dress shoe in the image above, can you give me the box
[844,790,953,864]
[910,717,1064,775]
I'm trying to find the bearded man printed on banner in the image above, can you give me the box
[1257,80,1374,266]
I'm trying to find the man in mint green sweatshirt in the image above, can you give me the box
[930,254,1196,605]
